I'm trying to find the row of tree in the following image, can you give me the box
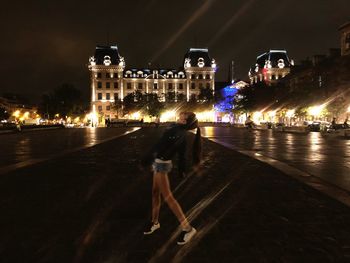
[113,87,221,118]
[38,84,89,118]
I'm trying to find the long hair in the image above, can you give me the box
[185,112,202,165]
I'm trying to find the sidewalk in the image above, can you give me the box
[0,127,350,263]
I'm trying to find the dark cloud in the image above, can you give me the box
[1,0,350,101]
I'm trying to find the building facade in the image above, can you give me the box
[248,50,293,85]
[88,45,216,119]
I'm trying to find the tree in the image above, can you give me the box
[165,92,176,103]
[111,99,123,118]
[198,87,214,103]
[141,93,164,117]
[122,93,138,115]
[38,84,87,118]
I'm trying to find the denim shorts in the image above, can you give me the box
[152,158,173,173]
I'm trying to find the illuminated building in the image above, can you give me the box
[248,50,294,85]
[88,45,216,119]
[215,81,248,113]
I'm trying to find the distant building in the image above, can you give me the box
[248,50,294,85]
[88,45,216,119]
[339,21,350,56]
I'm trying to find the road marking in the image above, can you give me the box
[208,137,350,208]
[0,128,140,176]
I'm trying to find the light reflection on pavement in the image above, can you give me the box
[0,127,138,172]
[201,127,350,192]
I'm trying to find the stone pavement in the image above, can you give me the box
[1,127,350,263]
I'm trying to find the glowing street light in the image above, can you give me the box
[286,109,295,118]
[268,111,276,118]
[308,105,324,117]
[253,111,263,123]
[12,110,20,118]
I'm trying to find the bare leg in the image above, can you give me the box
[152,173,161,224]
[154,172,191,230]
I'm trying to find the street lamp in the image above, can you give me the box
[308,105,324,120]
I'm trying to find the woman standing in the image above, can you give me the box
[141,112,201,245]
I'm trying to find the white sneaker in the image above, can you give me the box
[143,222,160,235]
[177,227,197,245]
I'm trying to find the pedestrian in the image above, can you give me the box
[245,115,255,130]
[344,117,349,129]
[140,112,201,245]
[331,117,337,130]
[155,115,160,128]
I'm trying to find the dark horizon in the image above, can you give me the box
[1,0,350,102]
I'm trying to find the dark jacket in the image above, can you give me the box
[141,124,188,174]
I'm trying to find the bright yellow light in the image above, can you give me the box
[195,110,215,122]
[12,110,20,118]
[74,117,80,123]
[308,105,324,116]
[286,109,295,118]
[131,112,141,120]
[160,110,176,122]
[67,117,72,123]
[55,113,60,118]
[268,111,276,118]
[347,105,350,113]
[252,111,263,123]
[23,112,30,119]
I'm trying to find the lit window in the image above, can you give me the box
[98,93,102,100]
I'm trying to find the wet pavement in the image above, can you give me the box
[200,127,350,192]
[0,127,137,173]
[1,127,350,262]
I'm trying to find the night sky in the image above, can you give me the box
[1,0,350,101]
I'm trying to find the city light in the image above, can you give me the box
[12,110,20,118]
[286,109,295,118]
[131,111,141,120]
[160,110,176,122]
[195,110,215,122]
[308,105,325,117]
[253,111,263,123]
[268,111,276,118]
[347,105,350,113]
[23,112,30,119]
